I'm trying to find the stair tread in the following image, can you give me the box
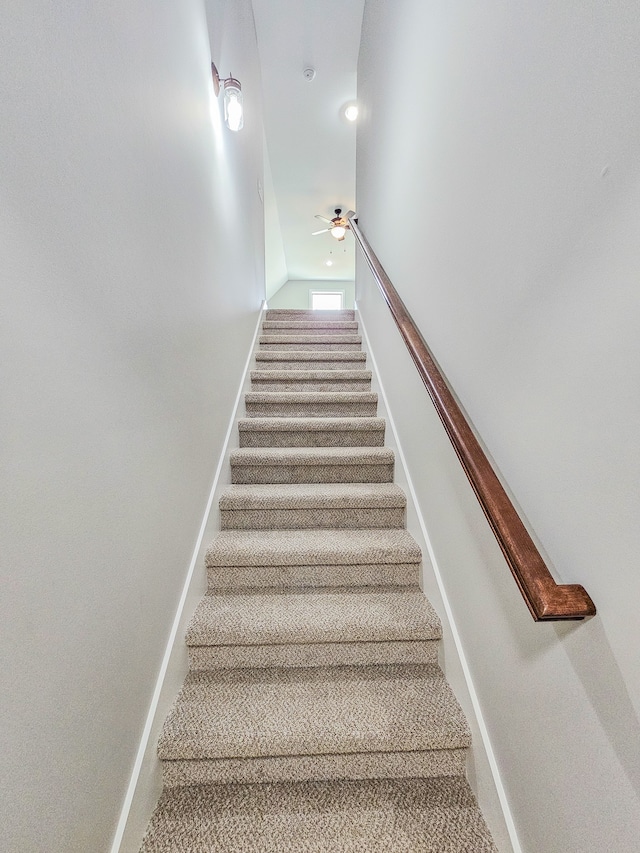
[266,309,355,319]
[238,416,384,432]
[230,446,393,466]
[219,483,405,509]
[141,776,497,853]
[158,664,470,760]
[251,370,371,380]
[205,529,421,568]
[255,350,366,361]
[186,589,440,647]
[262,321,359,331]
[259,335,362,344]
[245,391,376,403]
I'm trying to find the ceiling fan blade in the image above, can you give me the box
[314,215,333,225]
[344,210,356,219]
[311,228,330,236]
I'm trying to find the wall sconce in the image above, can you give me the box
[211,62,244,132]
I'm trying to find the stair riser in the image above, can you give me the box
[162,748,467,788]
[231,464,394,485]
[220,506,405,529]
[189,640,438,671]
[251,380,371,392]
[255,358,366,370]
[207,563,420,591]
[245,402,378,418]
[239,429,385,447]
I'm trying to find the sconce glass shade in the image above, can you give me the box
[330,225,347,240]
[223,78,243,132]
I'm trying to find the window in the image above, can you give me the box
[310,291,344,311]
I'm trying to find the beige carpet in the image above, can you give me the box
[141,777,496,852]
[140,309,497,851]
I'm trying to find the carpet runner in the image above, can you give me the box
[140,308,497,851]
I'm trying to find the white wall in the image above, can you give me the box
[0,1,264,850]
[263,137,288,301]
[268,279,355,309]
[357,1,640,851]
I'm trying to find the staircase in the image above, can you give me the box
[140,309,497,852]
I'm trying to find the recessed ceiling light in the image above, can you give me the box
[325,260,333,267]
[344,104,358,122]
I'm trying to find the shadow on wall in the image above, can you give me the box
[267,279,355,310]
[555,617,640,802]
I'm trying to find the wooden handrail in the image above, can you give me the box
[349,217,595,621]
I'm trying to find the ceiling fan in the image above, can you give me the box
[312,208,355,241]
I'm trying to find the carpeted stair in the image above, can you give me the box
[141,308,497,852]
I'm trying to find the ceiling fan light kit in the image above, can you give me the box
[312,208,356,241]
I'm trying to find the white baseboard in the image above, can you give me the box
[356,304,522,853]
[110,302,267,853]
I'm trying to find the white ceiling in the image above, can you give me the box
[252,0,365,283]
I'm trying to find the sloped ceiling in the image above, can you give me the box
[252,0,365,285]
